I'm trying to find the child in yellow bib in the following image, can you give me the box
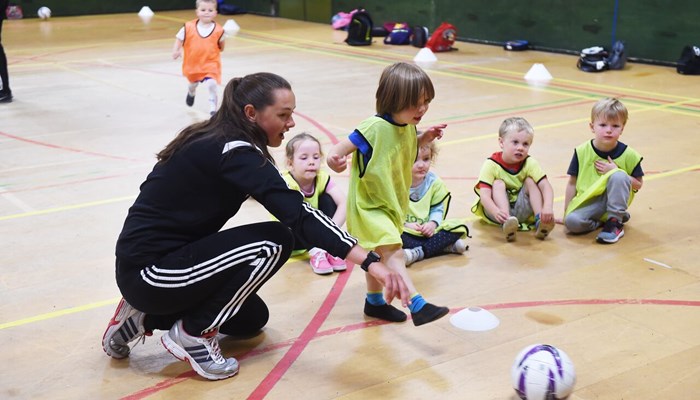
[562,98,644,244]
[281,133,348,274]
[403,142,470,265]
[327,62,449,326]
[472,117,555,241]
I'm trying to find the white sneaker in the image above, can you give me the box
[404,247,424,266]
[443,239,468,254]
[161,320,239,380]
[102,298,149,359]
[502,216,519,242]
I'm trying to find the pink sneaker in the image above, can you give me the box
[326,253,347,271]
[310,251,333,275]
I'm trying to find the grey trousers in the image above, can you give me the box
[565,171,631,233]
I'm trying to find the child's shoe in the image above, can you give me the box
[502,216,519,241]
[186,93,195,106]
[411,303,449,326]
[443,239,468,254]
[596,217,624,244]
[403,247,424,266]
[364,300,407,322]
[325,253,347,271]
[310,251,333,275]
[534,218,555,240]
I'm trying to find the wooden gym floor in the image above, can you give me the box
[1,10,699,400]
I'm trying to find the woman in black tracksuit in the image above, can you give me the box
[102,72,410,381]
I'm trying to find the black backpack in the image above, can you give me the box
[676,45,700,75]
[345,10,373,46]
[607,40,626,70]
[411,26,429,48]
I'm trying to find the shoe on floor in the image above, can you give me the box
[364,300,407,322]
[404,247,424,266]
[443,239,468,254]
[411,302,449,326]
[161,320,239,381]
[102,298,150,359]
[502,216,519,242]
[326,253,347,271]
[310,251,333,275]
[535,218,555,240]
[0,91,13,103]
[596,217,624,244]
[186,93,195,106]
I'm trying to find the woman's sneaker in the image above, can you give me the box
[310,251,333,275]
[326,253,347,271]
[161,320,239,380]
[102,298,150,359]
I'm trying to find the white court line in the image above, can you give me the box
[643,258,672,269]
[0,187,36,213]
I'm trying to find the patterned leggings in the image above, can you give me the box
[401,230,462,259]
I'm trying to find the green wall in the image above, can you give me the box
[332,0,700,64]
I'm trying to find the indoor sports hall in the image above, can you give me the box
[1,4,698,399]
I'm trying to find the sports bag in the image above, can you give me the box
[676,45,700,75]
[607,40,626,70]
[426,22,457,52]
[577,46,609,72]
[411,26,429,48]
[383,23,412,45]
[345,10,373,46]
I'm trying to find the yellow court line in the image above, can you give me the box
[0,195,136,221]
[0,297,121,330]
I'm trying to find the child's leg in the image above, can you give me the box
[203,78,218,114]
[363,252,407,322]
[523,177,542,217]
[186,81,198,106]
[605,171,631,222]
[423,231,464,257]
[317,192,338,218]
[486,179,511,219]
[564,197,606,233]
[376,244,448,326]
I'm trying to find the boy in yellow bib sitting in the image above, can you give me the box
[472,117,555,241]
[403,142,470,265]
[562,98,644,244]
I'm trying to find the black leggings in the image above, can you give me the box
[292,192,336,251]
[0,18,10,93]
[116,221,293,336]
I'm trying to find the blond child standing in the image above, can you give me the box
[328,62,449,326]
[172,0,225,116]
[563,98,644,244]
[472,117,555,241]
[403,142,470,265]
[282,133,348,275]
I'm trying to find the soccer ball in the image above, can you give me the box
[37,6,52,20]
[511,344,576,400]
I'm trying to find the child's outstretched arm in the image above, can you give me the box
[417,124,447,147]
[537,177,555,224]
[172,38,183,60]
[327,138,357,173]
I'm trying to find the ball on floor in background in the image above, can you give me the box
[37,6,52,20]
[511,344,576,400]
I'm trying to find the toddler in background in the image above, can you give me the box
[403,142,469,265]
[472,117,555,241]
[282,133,348,274]
[172,0,225,116]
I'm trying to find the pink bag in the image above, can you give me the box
[331,9,358,30]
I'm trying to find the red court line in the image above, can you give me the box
[0,130,142,162]
[120,295,700,399]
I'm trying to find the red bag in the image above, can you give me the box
[426,22,457,52]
